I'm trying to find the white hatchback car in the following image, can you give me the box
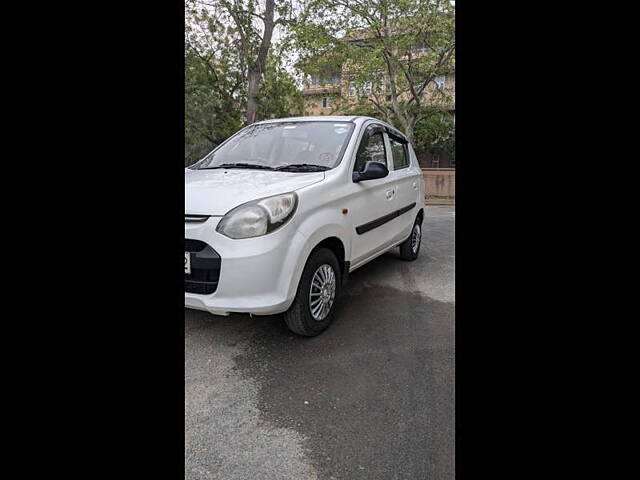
[185,116,425,336]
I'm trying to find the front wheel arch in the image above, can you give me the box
[310,236,346,282]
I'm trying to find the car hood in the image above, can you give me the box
[185,168,325,215]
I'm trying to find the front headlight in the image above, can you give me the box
[216,192,298,239]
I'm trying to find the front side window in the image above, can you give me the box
[194,121,355,171]
[353,125,387,172]
[390,137,410,170]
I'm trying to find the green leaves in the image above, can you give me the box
[258,55,304,120]
[288,0,455,143]
[184,0,455,164]
[185,1,302,165]
[414,108,455,156]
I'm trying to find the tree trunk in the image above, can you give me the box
[244,0,276,124]
[383,51,416,144]
[403,116,416,145]
[404,125,414,145]
[245,70,261,124]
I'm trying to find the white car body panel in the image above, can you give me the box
[185,169,325,216]
[185,116,425,316]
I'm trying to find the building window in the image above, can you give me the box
[431,153,441,168]
[322,97,332,108]
[435,75,446,89]
[311,74,340,86]
[348,82,356,97]
[360,81,372,96]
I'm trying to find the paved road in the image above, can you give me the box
[185,205,455,480]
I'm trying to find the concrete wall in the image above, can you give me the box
[423,168,455,205]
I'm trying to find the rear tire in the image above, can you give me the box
[399,218,423,261]
[284,248,341,337]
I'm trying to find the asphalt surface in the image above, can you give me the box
[185,205,455,480]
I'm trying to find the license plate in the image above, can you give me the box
[185,252,191,274]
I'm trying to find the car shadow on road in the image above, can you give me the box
[185,249,454,480]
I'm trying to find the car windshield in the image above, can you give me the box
[194,121,355,171]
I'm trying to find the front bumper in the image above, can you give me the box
[184,217,307,316]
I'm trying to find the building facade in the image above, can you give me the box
[301,31,455,170]
[302,72,455,169]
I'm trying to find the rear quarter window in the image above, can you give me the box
[389,137,410,170]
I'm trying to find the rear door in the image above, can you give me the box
[388,131,422,242]
[347,122,398,266]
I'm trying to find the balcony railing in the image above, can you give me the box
[302,84,341,95]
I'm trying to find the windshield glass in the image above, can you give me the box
[194,121,355,171]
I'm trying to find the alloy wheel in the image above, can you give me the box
[309,264,336,321]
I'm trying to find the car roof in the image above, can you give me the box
[253,115,360,124]
[252,116,408,142]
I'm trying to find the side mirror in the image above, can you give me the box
[352,161,389,182]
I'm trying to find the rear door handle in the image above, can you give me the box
[412,181,418,190]
[385,189,395,199]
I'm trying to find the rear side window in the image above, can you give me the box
[390,137,410,170]
[354,125,387,172]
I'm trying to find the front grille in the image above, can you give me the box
[185,239,221,295]
[185,239,208,253]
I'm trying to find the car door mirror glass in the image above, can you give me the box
[353,161,389,182]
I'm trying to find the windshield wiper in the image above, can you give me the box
[201,163,276,170]
[275,164,330,172]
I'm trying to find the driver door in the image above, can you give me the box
[346,123,398,267]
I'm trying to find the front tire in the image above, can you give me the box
[284,248,341,337]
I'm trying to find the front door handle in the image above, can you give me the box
[412,181,418,190]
